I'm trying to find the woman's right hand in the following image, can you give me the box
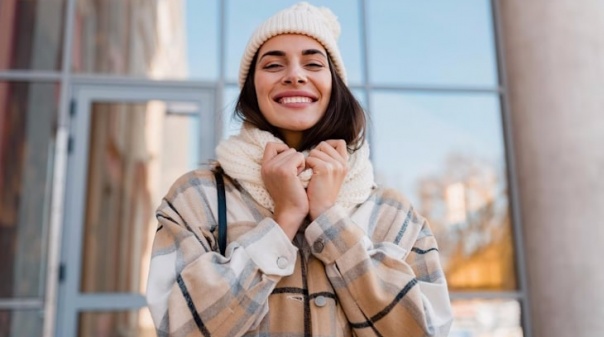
[261,142,309,240]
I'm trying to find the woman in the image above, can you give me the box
[146,2,453,336]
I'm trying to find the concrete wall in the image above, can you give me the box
[498,1,604,336]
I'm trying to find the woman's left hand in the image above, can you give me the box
[305,140,349,220]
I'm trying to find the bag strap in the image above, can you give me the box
[214,168,227,256]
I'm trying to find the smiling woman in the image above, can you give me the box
[239,33,365,152]
[145,2,453,336]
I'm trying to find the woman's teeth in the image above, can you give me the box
[280,96,312,104]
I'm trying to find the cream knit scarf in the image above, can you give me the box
[216,124,375,212]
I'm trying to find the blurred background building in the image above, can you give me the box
[0,0,601,336]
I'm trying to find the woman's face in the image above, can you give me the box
[254,34,332,148]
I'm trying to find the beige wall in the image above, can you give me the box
[498,1,604,336]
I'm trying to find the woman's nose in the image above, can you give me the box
[282,66,307,85]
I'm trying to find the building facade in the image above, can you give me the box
[1,0,601,336]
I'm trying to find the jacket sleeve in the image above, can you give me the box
[146,175,298,337]
[304,201,453,336]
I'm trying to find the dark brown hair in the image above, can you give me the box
[234,53,366,152]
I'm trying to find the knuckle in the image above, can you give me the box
[261,164,272,174]
[274,166,287,175]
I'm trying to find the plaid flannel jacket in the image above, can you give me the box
[146,169,453,336]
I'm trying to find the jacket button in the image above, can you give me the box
[314,295,327,307]
[313,240,324,253]
[277,256,288,269]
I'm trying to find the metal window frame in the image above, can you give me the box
[55,83,213,337]
[0,299,44,310]
[491,0,533,336]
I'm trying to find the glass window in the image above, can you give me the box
[184,0,219,79]
[226,0,363,85]
[0,309,44,337]
[351,88,367,110]
[80,101,200,293]
[221,85,242,139]
[450,299,523,337]
[0,81,58,298]
[79,308,155,337]
[72,0,218,80]
[367,0,497,87]
[370,91,516,290]
[0,0,65,71]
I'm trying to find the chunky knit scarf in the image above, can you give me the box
[216,124,375,212]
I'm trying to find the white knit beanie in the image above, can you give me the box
[238,1,347,88]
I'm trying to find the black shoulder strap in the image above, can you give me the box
[214,168,227,256]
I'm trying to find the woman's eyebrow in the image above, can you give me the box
[259,50,285,60]
[302,49,327,58]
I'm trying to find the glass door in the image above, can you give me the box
[57,84,215,337]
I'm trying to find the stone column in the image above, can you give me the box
[498,1,604,336]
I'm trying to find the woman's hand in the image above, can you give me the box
[261,142,309,240]
[306,140,349,221]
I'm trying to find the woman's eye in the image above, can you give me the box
[264,63,281,69]
[307,63,323,68]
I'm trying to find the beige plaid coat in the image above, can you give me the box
[146,169,452,336]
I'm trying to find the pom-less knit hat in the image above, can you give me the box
[238,2,347,87]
